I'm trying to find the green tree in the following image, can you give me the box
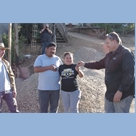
[92,23,135,35]
[2,25,26,64]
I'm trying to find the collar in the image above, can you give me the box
[112,45,122,55]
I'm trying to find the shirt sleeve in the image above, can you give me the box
[33,56,42,67]
[58,65,62,76]
[74,64,78,75]
[59,58,63,65]
[84,57,106,69]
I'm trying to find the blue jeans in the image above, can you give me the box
[0,91,19,113]
[61,90,81,113]
[41,42,50,54]
[38,90,60,113]
[104,95,133,113]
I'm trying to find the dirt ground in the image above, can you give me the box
[57,32,135,113]
[2,32,135,113]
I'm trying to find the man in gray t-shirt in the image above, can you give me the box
[34,42,62,113]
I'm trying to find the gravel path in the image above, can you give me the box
[2,32,135,113]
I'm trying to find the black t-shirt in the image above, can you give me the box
[59,64,79,92]
[41,29,52,42]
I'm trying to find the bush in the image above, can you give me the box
[2,30,26,64]
[92,23,135,35]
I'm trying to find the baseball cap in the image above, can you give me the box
[0,43,9,50]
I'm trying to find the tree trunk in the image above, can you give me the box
[8,23,12,64]
[14,23,20,67]
[14,23,22,78]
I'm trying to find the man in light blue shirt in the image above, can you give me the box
[34,42,62,113]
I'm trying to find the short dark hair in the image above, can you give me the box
[46,42,57,48]
[105,32,122,44]
[63,52,73,58]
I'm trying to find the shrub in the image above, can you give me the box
[2,29,26,64]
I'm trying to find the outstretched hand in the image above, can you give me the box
[77,61,85,67]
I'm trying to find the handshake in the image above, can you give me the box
[77,61,85,67]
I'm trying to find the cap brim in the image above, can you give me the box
[0,47,10,50]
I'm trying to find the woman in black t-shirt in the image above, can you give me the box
[59,52,84,113]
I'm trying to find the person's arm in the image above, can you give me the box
[77,57,106,70]
[39,27,46,33]
[34,65,57,73]
[46,28,52,34]
[3,60,17,98]
[75,65,84,78]
[34,56,57,73]
[9,66,17,97]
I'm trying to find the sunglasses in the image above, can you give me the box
[106,34,116,41]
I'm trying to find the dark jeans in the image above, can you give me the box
[0,91,19,113]
[38,90,60,113]
[41,42,50,54]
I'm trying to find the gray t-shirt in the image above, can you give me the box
[34,54,62,91]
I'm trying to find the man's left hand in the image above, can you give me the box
[12,90,17,98]
[113,90,122,102]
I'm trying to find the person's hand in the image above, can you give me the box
[49,30,52,34]
[44,26,47,29]
[40,27,46,33]
[75,65,79,72]
[113,90,122,102]
[49,64,57,71]
[12,90,17,98]
[77,61,85,67]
